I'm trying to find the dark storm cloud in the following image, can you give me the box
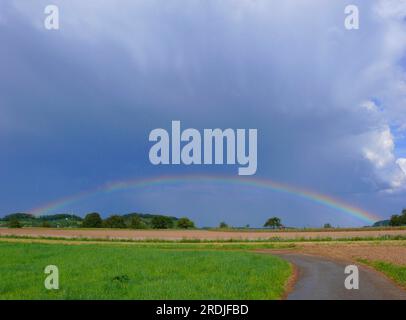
[1,0,406,226]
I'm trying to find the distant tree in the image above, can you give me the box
[39,214,83,222]
[82,212,103,228]
[402,209,406,224]
[389,209,406,226]
[176,217,195,229]
[245,224,250,229]
[219,221,228,229]
[41,221,51,228]
[264,217,282,229]
[129,216,146,229]
[103,215,127,229]
[389,214,401,226]
[323,223,332,229]
[3,213,34,221]
[151,216,174,229]
[8,218,22,228]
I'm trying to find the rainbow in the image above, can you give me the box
[29,175,381,223]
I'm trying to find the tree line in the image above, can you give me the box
[3,212,286,230]
[389,209,406,226]
[1,212,195,230]
[74,213,196,229]
[6,211,403,229]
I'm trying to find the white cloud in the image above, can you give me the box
[375,0,406,19]
[363,127,395,169]
[361,100,379,112]
[397,158,406,174]
[361,126,406,189]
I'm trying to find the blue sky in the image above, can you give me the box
[1,0,406,227]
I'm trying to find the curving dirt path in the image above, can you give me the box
[275,253,406,300]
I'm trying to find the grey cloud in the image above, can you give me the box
[1,0,406,225]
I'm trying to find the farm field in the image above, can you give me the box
[2,228,406,300]
[0,241,291,300]
[1,227,406,241]
[277,241,406,265]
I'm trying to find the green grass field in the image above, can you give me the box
[0,242,291,300]
[359,259,406,288]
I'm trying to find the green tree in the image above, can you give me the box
[389,209,406,226]
[130,216,146,229]
[103,215,127,229]
[390,214,401,226]
[176,217,195,229]
[8,218,22,228]
[4,213,33,221]
[264,217,282,229]
[401,209,406,225]
[323,223,332,229]
[41,221,51,228]
[82,212,103,228]
[150,216,174,229]
[219,221,228,229]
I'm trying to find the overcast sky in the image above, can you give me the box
[1,0,406,227]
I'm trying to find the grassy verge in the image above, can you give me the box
[0,242,291,299]
[0,236,296,250]
[358,259,406,288]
